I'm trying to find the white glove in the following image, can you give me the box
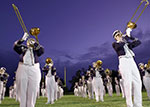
[126,28,132,37]
[22,32,29,41]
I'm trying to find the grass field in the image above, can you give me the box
[0,92,150,107]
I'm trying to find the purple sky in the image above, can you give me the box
[0,0,150,88]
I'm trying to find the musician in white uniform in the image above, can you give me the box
[43,58,56,104]
[92,60,104,102]
[14,31,44,107]
[112,28,142,107]
[139,62,150,100]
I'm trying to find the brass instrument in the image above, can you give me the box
[29,27,40,43]
[45,57,53,65]
[12,4,40,43]
[105,68,112,76]
[125,0,149,31]
[96,60,102,68]
[145,59,150,69]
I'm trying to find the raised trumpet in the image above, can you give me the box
[126,0,149,30]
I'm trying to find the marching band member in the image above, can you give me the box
[74,82,79,96]
[78,78,83,97]
[92,60,104,102]
[0,67,8,104]
[86,69,94,99]
[139,61,150,100]
[43,58,56,104]
[14,30,44,107]
[106,75,113,97]
[112,28,142,107]
[81,76,87,98]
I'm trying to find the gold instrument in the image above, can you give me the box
[145,59,150,69]
[12,4,40,43]
[29,27,40,43]
[96,60,102,68]
[127,0,149,29]
[126,0,149,30]
[45,57,53,65]
[105,68,112,76]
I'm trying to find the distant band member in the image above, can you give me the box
[43,58,56,104]
[14,31,44,107]
[86,69,94,99]
[112,28,142,107]
[139,62,150,100]
[92,60,104,102]
[81,76,87,98]
[74,82,79,96]
[106,75,113,96]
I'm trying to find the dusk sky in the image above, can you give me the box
[0,0,150,88]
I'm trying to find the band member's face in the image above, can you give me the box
[114,34,122,41]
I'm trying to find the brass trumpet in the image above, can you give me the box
[145,59,150,69]
[45,57,53,65]
[96,60,103,68]
[105,68,112,76]
[126,0,149,30]
[12,4,40,43]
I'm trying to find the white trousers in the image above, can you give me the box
[115,84,120,96]
[46,75,56,103]
[87,80,94,99]
[16,62,41,107]
[92,77,104,102]
[120,79,125,98]
[74,88,78,96]
[2,87,6,100]
[0,81,3,102]
[143,76,150,99]
[107,83,113,96]
[119,57,142,107]
[78,86,82,97]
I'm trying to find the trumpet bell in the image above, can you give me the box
[96,60,102,66]
[30,27,40,36]
[127,22,137,29]
[46,57,53,64]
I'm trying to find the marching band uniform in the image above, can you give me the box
[92,67,104,102]
[86,70,94,99]
[43,65,56,104]
[14,32,44,107]
[78,79,83,97]
[139,63,150,100]
[106,75,113,96]
[74,82,79,96]
[112,29,142,107]
[0,67,8,104]
[81,76,87,98]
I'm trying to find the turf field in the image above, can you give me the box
[0,92,149,107]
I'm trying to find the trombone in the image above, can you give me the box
[12,4,40,43]
[125,0,149,32]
